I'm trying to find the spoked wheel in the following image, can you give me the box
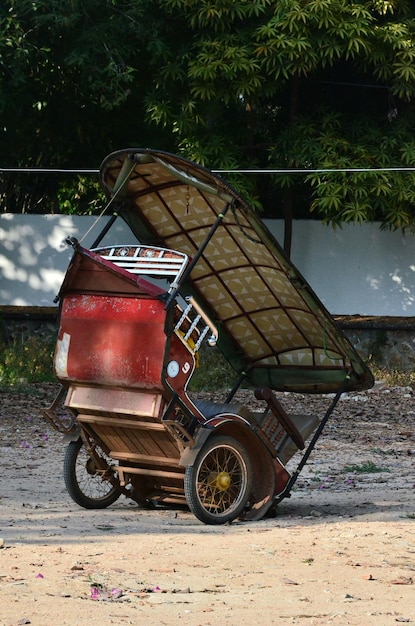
[64,438,121,509]
[184,435,252,525]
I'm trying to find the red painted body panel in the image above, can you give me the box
[55,293,167,389]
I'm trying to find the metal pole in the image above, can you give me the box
[277,374,351,501]
[163,204,232,309]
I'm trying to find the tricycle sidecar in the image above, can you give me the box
[43,149,373,524]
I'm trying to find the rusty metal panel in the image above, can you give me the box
[55,294,167,389]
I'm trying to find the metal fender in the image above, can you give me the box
[62,426,81,443]
[178,413,250,467]
[178,425,212,467]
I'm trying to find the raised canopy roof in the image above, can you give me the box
[100,148,373,394]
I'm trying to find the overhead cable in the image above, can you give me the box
[1,167,415,174]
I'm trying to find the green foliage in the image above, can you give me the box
[2,0,415,229]
[159,0,415,230]
[0,335,55,386]
[188,346,236,391]
[0,0,176,213]
[56,176,104,215]
[342,460,391,473]
[370,366,415,387]
[269,112,415,231]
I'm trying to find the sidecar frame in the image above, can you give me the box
[43,148,373,524]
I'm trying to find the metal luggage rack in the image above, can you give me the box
[92,245,189,290]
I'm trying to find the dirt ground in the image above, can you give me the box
[1,382,415,626]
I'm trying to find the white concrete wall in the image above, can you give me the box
[1,213,414,316]
[265,220,415,316]
[0,214,134,307]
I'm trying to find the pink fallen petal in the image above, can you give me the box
[282,578,299,585]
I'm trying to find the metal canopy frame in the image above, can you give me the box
[93,148,373,395]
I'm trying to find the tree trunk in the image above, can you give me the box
[283,76,300,259]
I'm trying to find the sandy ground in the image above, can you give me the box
[1,383,415,626]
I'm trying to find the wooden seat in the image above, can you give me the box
[276,413,320,464]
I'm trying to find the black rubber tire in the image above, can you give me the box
[184,435,252,525]
[63,438,121,509]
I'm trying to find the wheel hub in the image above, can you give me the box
[215,471,232,491]
[85,457,98,476]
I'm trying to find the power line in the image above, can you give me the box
[1,167,415,174]
[217,167,415,174]
[0,168,99,173]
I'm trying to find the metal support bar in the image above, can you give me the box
[174,303,193,331]
[163,203,232,309]
[81,154,137,247]
[194,325,210,351]
[225,372,248,403]
[184,314,201,340]
[275,374,351,502]
[91,214,118,248]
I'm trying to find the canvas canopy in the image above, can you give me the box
[99,148,373,394]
